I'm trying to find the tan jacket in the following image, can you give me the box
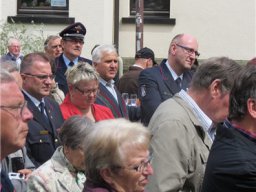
[27,146,85,192]
[147,95,212,192]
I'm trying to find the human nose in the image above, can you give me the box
[142,163,154,175]
[22,107,33,121]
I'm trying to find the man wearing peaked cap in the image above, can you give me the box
[59,22,86,40]
[117,47,156,95]
[55,22,92,95]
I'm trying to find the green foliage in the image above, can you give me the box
[0,19,45,56]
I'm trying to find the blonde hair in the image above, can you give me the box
[65,62,99,85]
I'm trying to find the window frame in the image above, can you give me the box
[17,0,69,17]
[129,0,170,18]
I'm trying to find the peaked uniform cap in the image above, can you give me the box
[59,22,86,40]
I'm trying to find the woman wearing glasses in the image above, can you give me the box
[60,62,114,121]
[83,118,153,192]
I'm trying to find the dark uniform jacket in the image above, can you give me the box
[202,121,256,192]
[54,53,92,95]
[24,94,64,167]
[138,59,193,126]
[96,83,128,119]
[117,65,143,95]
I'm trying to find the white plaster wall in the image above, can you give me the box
[119,0,256,60]
[1,0,255,60]
[69,0,115,59]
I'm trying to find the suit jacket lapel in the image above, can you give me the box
[24,93,53,133]
[160,62,180,94]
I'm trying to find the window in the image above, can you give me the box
[17,0,69,16]
[130,0,170,17]
[8,0,74,24]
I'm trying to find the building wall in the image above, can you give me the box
[119,0,256,60]
[0,0,255,61]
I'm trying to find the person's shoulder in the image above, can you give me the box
[79,56,92,64]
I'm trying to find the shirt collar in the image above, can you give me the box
[99,77,115,87]
[22,89,45,107]
[178,90,212,132]
[165,60,183,80]
[62,54,79,68]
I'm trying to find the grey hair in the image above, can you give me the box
[190,57,242,92]
[65,61,99,85]
[84,118,151,186]
[92,44,117,64]
[1,60,19,73]
[7,37,20,47]
[44,35,61,49]
[59,115,94,149]
[0,69,15,83]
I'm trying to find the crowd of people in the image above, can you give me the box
[1,21,256,192]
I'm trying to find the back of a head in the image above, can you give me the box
[59,115,93,149]
[1,60,19,73]
[229,65,256,121]
[84,118,151,184]
[92,44,117,64]
[190,57,242,91]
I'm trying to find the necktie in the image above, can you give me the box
[1,171,15,192]
[69,61,74,67]
[39,102,45,114]
[176,77,182,89]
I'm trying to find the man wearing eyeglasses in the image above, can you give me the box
[20,52,64,167]
[138,34,199,126]
[55,22,92,95]
[0,69,33,191]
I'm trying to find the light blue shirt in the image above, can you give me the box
[22,90,47,115]
[62,54,79,68]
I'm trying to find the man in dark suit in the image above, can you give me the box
[202,65,256,192]
[0,69,33,191]
[20,52,64,167]
[1,37,24,68]
[92,44,128,118]
[55,22,92,95]
[117,47,156,95]
[138,34,199,125]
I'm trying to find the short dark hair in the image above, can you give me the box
[229,65,256,121]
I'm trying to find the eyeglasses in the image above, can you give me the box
[74,86,99,96]
[114,154,153,173]
[22,73,55,81]
[176,44,200,57]
[0,101,28,119]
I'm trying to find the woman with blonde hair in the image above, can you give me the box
[60,62,114,121]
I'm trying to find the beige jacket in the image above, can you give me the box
[27,146,85,192]
[147,95,212,192]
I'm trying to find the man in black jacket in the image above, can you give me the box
[202,65,256,192]
[20,52,64,167]
[55,22,91,95]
